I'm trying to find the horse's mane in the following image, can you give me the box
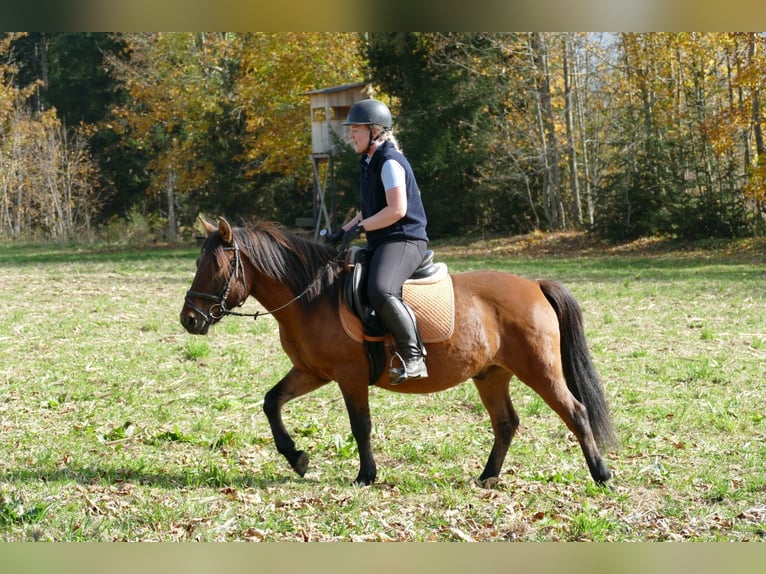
[204,220,341,310]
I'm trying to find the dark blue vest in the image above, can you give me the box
[359,141,428,250]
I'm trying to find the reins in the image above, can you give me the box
[221,264,333,321]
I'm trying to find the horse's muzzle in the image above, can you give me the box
[180,306,211,335]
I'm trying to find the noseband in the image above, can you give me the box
[184,240,248,326]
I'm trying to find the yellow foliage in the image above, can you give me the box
[744,159,766,202]
[108,32,365,199]
[235,32,364,177]
[0,33,38,125]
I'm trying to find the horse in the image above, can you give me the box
[180,218,617,488]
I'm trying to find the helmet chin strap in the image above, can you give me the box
[363,126,375,155]
[365,126,385,155]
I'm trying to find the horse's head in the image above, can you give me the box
[180,217,249,335]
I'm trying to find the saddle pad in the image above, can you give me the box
[339,272,455,344]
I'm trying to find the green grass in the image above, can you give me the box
[0,236,764,541]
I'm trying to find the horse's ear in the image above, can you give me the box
[199,216,217,236]
[218,217,233,245]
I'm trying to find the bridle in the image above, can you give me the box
[184,237,336,327]
[184,240,249,326]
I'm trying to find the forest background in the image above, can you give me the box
[1,32,764,244]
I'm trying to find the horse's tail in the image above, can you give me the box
[538,280,617,451]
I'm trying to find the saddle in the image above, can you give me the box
[339,246,455,384]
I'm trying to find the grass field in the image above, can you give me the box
[0,232,764,542]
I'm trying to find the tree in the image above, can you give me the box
[106,33,365,233]
[1,33,100,240]
[712,34,766,215]
[233,32,364,225]
[597,33,760,239]
[106,33,243,238]
[366,33,503,237]
[529,32,565,230]
[6,32,764,242]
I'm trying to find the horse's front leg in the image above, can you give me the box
[263,367,329,478]
[339,381,376,486]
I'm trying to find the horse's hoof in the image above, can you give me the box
[596,480,616,493]
[353,473,376,486]
[481,476,501,489]
[291,451,309,476]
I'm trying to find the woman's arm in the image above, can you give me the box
[360,187,407,231]
[360,159,408,231]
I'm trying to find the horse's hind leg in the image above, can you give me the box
[473,366,518,484]
[521,368,611,486]
[263,367,329,478]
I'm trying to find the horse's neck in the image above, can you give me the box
[242,236,336,324]
[248,273,295,314]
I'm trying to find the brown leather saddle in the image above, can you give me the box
[340,246,453,384]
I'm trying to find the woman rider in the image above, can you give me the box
[333,99,430,384]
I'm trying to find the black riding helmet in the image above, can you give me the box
[342,99,392,129]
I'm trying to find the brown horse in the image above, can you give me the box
[181,218,616,487]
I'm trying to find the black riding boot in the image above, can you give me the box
[378,296,428,384]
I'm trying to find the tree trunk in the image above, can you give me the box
[531,32,564,230]
[749,34,765,160]
[574,39,595,225]
[166,167,177,241]
[563,34,582,225]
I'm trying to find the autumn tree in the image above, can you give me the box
[106,32,365,234]
[595,33,760,239]
[708,33,766,217]
[105,33,239,239]
[9,33,144,226]
[232,32,364,224]
[6,32,762,242]
[366,33,615,236]
[1,32,100,240]
[0,33,33,238]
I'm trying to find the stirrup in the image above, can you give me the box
[388,352,428,385]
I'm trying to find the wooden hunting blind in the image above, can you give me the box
[303,81,371,237]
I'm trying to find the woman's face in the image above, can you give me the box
[348,124,372,154]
